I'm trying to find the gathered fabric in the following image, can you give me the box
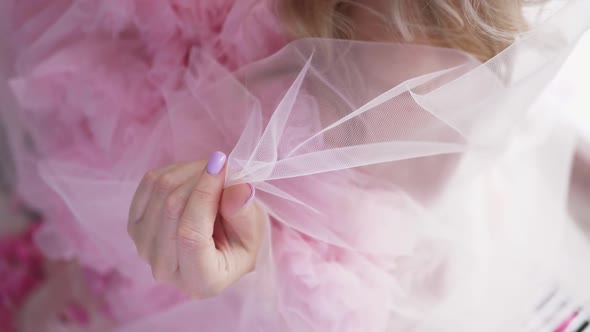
[1,0,590,331]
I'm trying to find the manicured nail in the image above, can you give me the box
[242,183,256,208]
[206,151,226,175]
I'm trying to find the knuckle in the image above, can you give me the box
[164,194,184,220]
[156,174,177,193]
[143,170,159,185]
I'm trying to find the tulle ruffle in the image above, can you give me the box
[2,0,590,331]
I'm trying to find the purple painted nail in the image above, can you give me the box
[206,151,226,175]
[242,183,256,208]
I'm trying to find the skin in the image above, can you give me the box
[127,0,408,299]
[127,159,265,299]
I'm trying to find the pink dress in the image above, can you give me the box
[1,0,590,331]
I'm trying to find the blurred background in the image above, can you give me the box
[0,6,589,331]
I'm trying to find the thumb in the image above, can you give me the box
[219,183,264,252]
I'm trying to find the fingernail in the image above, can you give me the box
[242,183,256,208]
[206,151,226,175]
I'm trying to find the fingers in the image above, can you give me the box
[219,183,256,221]
[149,176,197,282]
[127,164,179,247]
[177,152,226,246]
[176,152,227,294]
[128,163,178,228]
[219,184,262,251]
[127,162,203,279]
[218,183,265,278]
[127,152,267,299]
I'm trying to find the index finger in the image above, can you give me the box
[177,151,227,248]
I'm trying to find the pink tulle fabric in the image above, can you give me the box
[1,0,590,331]
[0,222,44,332]
[1,0,287,329]
[2,0,285,270]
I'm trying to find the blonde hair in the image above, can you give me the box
[278,0,532,62]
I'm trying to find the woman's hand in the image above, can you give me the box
[127,152,265,299]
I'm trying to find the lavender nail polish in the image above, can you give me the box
[242,183,256,208]
[206,151,226,175]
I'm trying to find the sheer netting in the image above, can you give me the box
[1,0,590,331]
